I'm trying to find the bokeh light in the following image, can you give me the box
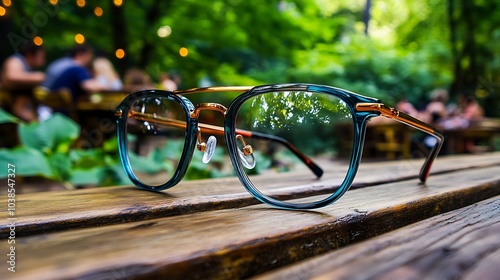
[157,26,172,38]
[115,49,125,59]
[0,6,6,16]
[179,47,188,57]
[75,33,85,44]
[33,36,43,46]
[113,0,123,7]
[49,0,58,5]
[76,0,85,8]
[94,7,103,17]
[2,0,11,7]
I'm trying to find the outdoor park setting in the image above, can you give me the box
[0,1,500,279]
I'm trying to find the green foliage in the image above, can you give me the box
[19,113,79,153]
[0,146,53,178]
[3,0,499,115]
[0,110,128,187]
[0,109,21,124]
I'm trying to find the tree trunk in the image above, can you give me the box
[363,0,372,36]
[110,3,129,76]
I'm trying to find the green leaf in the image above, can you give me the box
[69,167,104,186]
[247,151,272,175]
[45,114,80,151]
[0,108,21,124]
[0,146,54,178]
[107,164,133,186]
[127,150,165,174]
[70,149,106,169]
[18,121,51,151]
[19,113,80,152]
[155,139,185,161]
[103,136,119,153]
[48,152,72,181]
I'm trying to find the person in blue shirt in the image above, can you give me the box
[44,44,104,101]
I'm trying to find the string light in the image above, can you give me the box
[115,49,125,59]
[2,0,11,7]
[179,47,188,57]
[0,6,6,17]
[75,33,85,44]
[76,0,85,8]
[33,36,43,46]
[49,0,58,5]
[94,7,103,17]
[113,0,122,7]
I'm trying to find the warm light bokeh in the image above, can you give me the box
[179,47,189,57]
[0,6,6,16]
[2,0,11,7]
[94,7,103,17]
[113,0,123,7]
[115,49,125,59]
[76,0,85,8]
[33,36,43,46]
[75,33,85,44]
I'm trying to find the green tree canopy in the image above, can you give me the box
[1,0,498,115]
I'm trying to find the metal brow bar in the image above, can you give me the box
[356,103,444,183]
[129,110,324,178]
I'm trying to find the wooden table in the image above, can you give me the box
[1,152,499,279]
[443,118,500,153]
[76,92,130,112]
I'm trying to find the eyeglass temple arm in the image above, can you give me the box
[129,111,324,178]
[356,103,444,183]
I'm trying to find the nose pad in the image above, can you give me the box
[202,136,217,164]
[236,135,256,169]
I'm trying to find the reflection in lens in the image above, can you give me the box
[125,97,187,186]
[235,91,354,204]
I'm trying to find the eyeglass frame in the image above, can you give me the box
[115,83,444,210]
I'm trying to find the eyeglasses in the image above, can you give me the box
[115,84,444,209]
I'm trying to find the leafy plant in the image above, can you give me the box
[0,109,129,188]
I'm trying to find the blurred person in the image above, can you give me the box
[461,95,484,121]
[123,68,154,92]
[93,56,123,91]
[396,98,419,116]
[425,88,448,124]
[160,72,178,91]
[440,95,485,131]
[0,41,46,121]
[44,44,105,101]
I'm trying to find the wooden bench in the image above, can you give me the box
[254,195,500,280]
[1,152,499,279]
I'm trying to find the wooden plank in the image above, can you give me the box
[1,165,499,280]
[77,92,129,111]
[253,195,500,280]
[0,152,499,237]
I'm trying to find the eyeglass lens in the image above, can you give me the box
[234,90,354,204]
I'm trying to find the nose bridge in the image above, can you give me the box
[190,103,227,119]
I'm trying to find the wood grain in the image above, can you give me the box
[0,152,499,238]
[0,165,499,280]
[254,196,500,280]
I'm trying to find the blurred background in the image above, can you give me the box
[0,0,498,112]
